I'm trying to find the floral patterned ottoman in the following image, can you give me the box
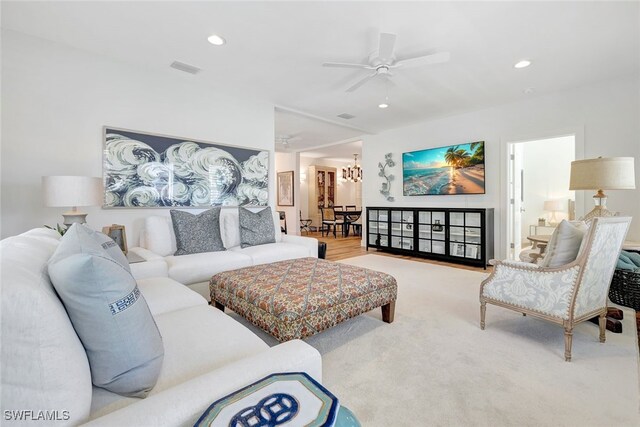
[209,257,397,342]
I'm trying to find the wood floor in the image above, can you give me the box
[307,231,489,272]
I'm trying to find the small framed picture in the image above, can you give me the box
[465,245,479,259]
[102,224,128,254]
[277,171,294,206]
[451,242,465,257]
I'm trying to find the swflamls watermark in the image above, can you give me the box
[4,410,70,421]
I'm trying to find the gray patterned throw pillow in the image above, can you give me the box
[170,208,225,255]
[239,207,276,248]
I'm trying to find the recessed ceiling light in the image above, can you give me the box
[378,103,389,109]
[523,87,535,94]
[207,34,226,46]
[514,60,531,69]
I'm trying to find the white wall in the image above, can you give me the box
[520,136,575,240]
[363,76,640,259]
[274,151,299,235]
[1,30,275,241]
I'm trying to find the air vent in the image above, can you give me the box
[170,61,201,75]
[337,113,355,120]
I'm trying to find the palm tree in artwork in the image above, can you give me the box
[444,146,459,167]
[455,148,470,168]
[470,141,484,161]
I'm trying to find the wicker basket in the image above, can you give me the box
[609,268,640,311]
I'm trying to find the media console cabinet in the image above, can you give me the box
[366,207,494,268]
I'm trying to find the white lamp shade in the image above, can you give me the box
[42,176,103,207]
[543,200,564,212]
[569,157,636,190]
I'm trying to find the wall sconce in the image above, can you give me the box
[300,172,307,183]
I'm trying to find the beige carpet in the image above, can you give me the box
[229,254,640,426]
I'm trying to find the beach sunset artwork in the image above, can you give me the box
[403,141,485,196]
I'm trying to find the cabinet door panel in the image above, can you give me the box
[450,226,465,243]
[450,212,464,226]
[432,211,445,224]
[432,230,446,241]
[450,243,465,257]
[466,212,481,227]
[465,244,480,259]
[465,227,481,244]
[418,225,432,240]
[418,240,432,253]
[432,241,446,254]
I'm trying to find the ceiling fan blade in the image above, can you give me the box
[323,62,372,69]
[395,51,450,68]
[346,72,378,92]
[378,33,397,61]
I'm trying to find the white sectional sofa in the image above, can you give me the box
[1,227,322,426]
[132,208,318,298]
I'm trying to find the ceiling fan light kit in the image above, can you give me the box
[322,32,450,93]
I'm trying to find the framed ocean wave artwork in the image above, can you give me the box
[103,127,269,208]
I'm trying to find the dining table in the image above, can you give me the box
[333,209,362,237]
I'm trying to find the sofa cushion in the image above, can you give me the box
[239,207,276,248]
[89,304,269,419]
[137,277,207,316]
[165,250,253,285]
[539,220,588,268]
[221,208,282,249]
[48,224,164,398]
[145,216,177,257]
[170,208,225,255]
[229,242,310,266]
[1,232,93,426]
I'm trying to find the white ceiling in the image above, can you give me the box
[300,140,362,164]
[274,108,364,153]
[3,1,639,147]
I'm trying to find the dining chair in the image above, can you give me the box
[321,207,345,238]
[278,211,287,234]
[480,216,631,361]
[333,205,344,211]
[299,210,312,235]
[344,208,362,236]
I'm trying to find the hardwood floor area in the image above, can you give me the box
[307,231,490,272]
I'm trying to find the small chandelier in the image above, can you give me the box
[342,154,363,183]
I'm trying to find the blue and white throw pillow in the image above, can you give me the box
[170,208,226,255]
[239,207,276,248]
[48,224,164,397]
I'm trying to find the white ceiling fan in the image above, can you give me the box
[275,134,301,150]
[323,32,450,93]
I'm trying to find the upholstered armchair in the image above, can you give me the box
[480,217,631,361]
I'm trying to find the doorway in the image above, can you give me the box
[506,135,576,260]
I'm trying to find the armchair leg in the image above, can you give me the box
[480,301,486,330]
[564,327,573,362]
[599,313,607,343]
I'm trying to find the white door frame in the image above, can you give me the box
[499,126,585,260]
